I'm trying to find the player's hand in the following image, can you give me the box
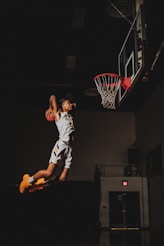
[72,102,77,108]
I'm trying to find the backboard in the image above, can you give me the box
[117,4,146,107]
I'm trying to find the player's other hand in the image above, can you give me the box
[72,102,77,108]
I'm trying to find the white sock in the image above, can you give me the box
[28,176,35,184]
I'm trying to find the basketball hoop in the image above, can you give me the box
[94,73,131,109]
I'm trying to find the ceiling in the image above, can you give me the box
[3,0,164,112]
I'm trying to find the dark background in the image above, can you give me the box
[3,0,164,112]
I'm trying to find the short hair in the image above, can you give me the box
[59,98,69,108]
[59,94,73,108]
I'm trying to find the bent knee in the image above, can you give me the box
[59,177,66,182]
[44,170,53,178]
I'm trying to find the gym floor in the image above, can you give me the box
[3,227,164,246]
[2,184,164,245]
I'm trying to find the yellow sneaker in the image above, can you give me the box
[19,174,31,194]
[29,178,45,193]
[35,178,45,185]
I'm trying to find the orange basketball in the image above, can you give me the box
[45,110,55,122]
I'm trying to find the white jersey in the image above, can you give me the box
[55,112,75,144]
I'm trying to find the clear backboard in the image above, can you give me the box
[117,4,147,107]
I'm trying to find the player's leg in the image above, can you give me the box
[29,161,68,193]
[19,140,67,194]
[19,141,60,194]
[29,163,67,193]
[58,145,72,182]
[29,174,60,193]
[19,163,56,194]
[58,167,69,182]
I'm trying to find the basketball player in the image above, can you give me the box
[19,94,76,194]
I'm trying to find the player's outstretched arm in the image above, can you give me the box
[49,95,58,113]
[45,95,60,122]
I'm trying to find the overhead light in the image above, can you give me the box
[84,87,99,96]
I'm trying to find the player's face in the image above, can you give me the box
[62,100,73,111]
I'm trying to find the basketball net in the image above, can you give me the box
[94,73,131,109]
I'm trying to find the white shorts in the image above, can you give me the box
[49,139,72,169]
